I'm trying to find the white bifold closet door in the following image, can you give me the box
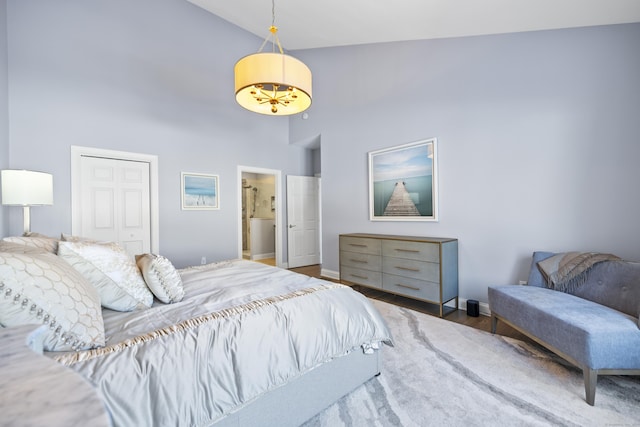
[79,156,151,257]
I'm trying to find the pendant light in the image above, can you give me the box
[234,0,312,115]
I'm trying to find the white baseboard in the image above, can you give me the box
[321,268,340,280]
[251,252,275,261]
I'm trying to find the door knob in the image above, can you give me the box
[289,224,296,228]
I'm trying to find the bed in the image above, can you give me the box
[0,235,393,427]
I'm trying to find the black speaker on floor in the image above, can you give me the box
[467,299,479,317]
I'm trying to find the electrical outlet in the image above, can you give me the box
[201,256,206,265]
[518,280,527,285]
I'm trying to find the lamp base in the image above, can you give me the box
[23,206,31,235]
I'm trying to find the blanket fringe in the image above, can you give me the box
[54,283,345,366]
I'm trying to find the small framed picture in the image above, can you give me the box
[181,172,219,210]
[368,138,438,221]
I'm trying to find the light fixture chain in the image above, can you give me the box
[258,36,270,53]
[271,0,276,28]
[272,0,283,55]
[257,0,284,55]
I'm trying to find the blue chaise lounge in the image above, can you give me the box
[488,251,640,405]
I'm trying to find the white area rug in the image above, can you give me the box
[304,299,640,426]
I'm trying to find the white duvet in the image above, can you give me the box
[50,260,393,427]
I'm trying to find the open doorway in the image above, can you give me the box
[237,166,282,267]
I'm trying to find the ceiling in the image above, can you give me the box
[187,0,640,50]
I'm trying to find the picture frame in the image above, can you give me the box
[181,172,220,210]
[368,138,438,221]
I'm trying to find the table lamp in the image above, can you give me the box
[1,169,53,234]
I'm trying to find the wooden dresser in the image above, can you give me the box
[339,233,458,317]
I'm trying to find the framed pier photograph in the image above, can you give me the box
[368,138,438,221]
[181,172,220,210]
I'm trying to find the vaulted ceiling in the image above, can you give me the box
[188,0,640,50]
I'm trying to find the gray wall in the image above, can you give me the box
[4,0,311,267]
[291,23,640,302]
[0,0,8,236]
[3,1,639,303]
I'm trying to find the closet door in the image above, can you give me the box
[78,156,151,256]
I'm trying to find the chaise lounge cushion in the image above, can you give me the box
[569,260,640,319]
[488,285,640,370]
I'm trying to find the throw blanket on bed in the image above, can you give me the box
[537,251,621,293]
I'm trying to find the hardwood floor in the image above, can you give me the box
[288,264,532,342]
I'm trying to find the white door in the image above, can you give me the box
[287,175,321,268]
[79,156,151,256]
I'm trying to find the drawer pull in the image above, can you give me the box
[395,248,420,253]
[350,259,368,264]
[351,274,369,280]
[396,283,420,291]
[395,266,420,272]
[349,244,368,248]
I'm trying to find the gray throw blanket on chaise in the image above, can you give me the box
[537,251,621,293]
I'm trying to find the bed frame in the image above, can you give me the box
[212,349,381,426]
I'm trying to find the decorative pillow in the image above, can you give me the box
[0,251,105,351]
[2,234,59,254]
[60,233,100,243]
[135,254,185,304]
[58,241,153,311]
[0,241,49,254]
[24,232,55,238]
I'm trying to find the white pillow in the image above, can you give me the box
[0,240,49,254]
[136,254,185,304]
[58,241,153,311]
[0,251,105,351]
[2,234,59,254]
[60,233,101,243]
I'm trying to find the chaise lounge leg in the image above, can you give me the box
[583,368,597,406]
[490,315,498,334]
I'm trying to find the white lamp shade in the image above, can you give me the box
[1,170,53,206]
[235,52,312,115]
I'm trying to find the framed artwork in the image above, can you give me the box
[181,172,220,210]
[368,138,438,221]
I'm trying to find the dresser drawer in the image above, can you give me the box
[383,273,440,302]
[382,240,439,262]
[340,266,382,289]
[340,236,381,256]
[340,251,381,271]
[382,257,439,282]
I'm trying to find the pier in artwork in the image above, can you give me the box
[383,181,419,216]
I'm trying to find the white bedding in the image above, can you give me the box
[49,260,393,426]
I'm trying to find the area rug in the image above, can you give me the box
[303,299,640,427]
